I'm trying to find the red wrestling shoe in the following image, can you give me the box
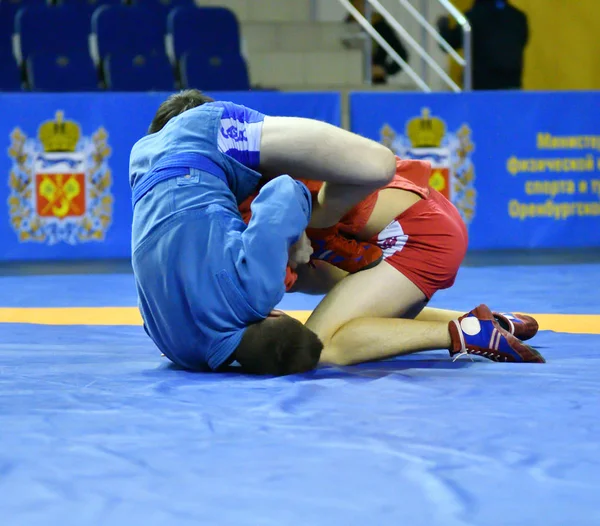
[307,225,383,274]
[284,265,298,292]
[493,312,539,341]
[448,304,545,363]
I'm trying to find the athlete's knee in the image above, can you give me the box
[234,314,323,376]
[312,325,351,366]
[319,343,352,366]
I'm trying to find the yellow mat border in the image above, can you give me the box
[0,308,598,335]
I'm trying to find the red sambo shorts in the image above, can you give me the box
[369,187,468,300]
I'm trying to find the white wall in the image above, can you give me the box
[315,0,348,21]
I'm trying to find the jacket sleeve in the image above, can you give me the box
[237,175,312,315]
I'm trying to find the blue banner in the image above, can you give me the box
[350,91,600,249]
[0,91,341,261]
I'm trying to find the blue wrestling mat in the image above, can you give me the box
[1,261,600,526]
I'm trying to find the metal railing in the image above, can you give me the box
[336,0,472,92]
[437,0,472,91]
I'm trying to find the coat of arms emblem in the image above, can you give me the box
[8,111,113,245]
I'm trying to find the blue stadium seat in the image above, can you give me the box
[15,5,91,63]
[58,0,124,6]
[3,0,47,8]
[3,0,48,4]
[0,3,17,56]
[104,52,176,91]
[56,0,125,17]
[0,50,22,91]
[181,50,249,91]
[27,51,99,92]
[167,6,241,59]
[0,1,47,56]
[136,0,195,15]
[92,5,166,59]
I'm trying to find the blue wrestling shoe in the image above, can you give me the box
[307,225,383,274]
[493,312,539,341]
[449,304,545,363]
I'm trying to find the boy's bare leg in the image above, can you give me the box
[298,261,542,364]
[415,307,465,323]
[260,117,396,228]
[321,317,451,366]
[304,261,450,365]
[293,263,466,324]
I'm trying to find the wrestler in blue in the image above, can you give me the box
[129,90,397,375]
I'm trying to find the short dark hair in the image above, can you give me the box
[148,89,215,134]
[234,315,323,376]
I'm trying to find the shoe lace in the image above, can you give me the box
[453,348,509,363]
[452,349,475,363]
